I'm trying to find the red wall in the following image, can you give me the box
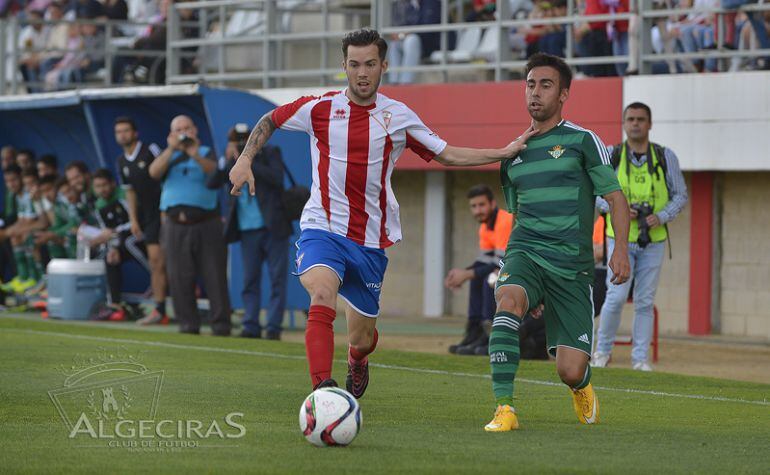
[380,77,623,170]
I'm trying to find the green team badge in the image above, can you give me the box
[548,145,565,159]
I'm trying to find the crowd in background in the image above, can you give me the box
[1,0,768,92]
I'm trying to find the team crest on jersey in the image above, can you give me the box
[138,161,146,169]
[498,273,510,282]
[382,111,392,129]
[548,145,565,159]
[123,166,130,177]
[333,108,346,119]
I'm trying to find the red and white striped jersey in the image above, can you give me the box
[271,90,447,249]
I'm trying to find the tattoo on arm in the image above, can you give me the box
[243,112,276,161]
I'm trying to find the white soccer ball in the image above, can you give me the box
[299,387,361,447]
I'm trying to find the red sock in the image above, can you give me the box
[306,305,336,387]
[349,328,379,362]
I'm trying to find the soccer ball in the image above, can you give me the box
[299,387,361,447]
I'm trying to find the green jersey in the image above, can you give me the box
[500,120,620,279]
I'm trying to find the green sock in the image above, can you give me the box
[489,311,522,407]
[13,247,29,281]
[573,365,592,390]
[24,250,40,281]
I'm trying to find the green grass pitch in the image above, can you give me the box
[1,316,769,474]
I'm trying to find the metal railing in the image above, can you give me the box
[1,0,768,94]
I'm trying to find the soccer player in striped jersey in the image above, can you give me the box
[484,53,632,431]
[229,28,536,398]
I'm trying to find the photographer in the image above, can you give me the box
[149,115,231,336]
[208,124,292,340]
[593,102,688,371]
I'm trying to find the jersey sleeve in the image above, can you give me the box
[581,132,621,196]
[270,95,318,133]
[402,108,447,162]
[500,160,518,214]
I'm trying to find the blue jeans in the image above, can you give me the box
[240,228,289,335]
[612,31,629,76]
[595,238,665,363]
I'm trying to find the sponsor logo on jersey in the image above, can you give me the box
[511,157,523,166]
[490,352,508,363]
[296,252,305,269]
[366,282,382,291]
[333,108,346,119]
[578,333,590,344]
[548,145,565,159]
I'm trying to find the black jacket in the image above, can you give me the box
[207,145,292,243]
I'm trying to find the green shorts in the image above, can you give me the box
[496,252,594,357]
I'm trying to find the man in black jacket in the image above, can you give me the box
[209,124,292,340]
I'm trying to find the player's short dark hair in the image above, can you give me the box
[21,168,39,180]
[4,164,22,176]
[114,116,137,131]
[39,174,57,187]
[624,102,652,122]
[525,52,572,90]
[39,154,58,169]
[342,28,387,61]
[467,184,495,202]
[65,160,89,175]
[92,168,115,183]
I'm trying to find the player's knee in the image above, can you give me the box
[557,363,586,387]
[308,285,336,306]
[349,337,372,354]
[495,289,527,317]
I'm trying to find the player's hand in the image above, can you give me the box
[629,208,639,219]
[444,268,472,290]
[167,132,181,150]
[502,125,539,158]
[608,246,630,285]
[529,304,544,319]
[646,214,661,228]
[130,220,143,240]
[183,137,200,157]
[229,155,255,196]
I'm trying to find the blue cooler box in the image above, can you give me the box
[47,259,107,320]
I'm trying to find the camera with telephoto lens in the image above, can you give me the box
[177,134,195,146]
[630,202,654,248]
[229,123,250,156]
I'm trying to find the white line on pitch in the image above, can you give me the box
[5,328,769,407]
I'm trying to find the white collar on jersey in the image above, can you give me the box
[125,141,143,162]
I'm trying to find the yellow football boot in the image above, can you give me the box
[484,404,519,432]
[571,383,599,424]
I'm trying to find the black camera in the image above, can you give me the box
[630,202,654,248]
[178,134,195,146]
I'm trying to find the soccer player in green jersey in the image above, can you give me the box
[484,53,631,431]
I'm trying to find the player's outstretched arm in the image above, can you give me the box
[229,111,277,196]
[434,125,538,167]
[604,189,631,284]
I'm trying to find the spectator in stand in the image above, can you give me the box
[18,9,47,92]
[149,115,231,336]
[467,0,497,22]
[677,0,717,72]
[445,185,514,356]
[44,23,83,90]
[39,1,69,79]
[103,0,127,20]
[71,0,104,19]
[387,0,441,84]
[16,149,35,172]
[576,0,629,76]
[77,17,106,81]
[37,154,58,178]
[523,0,568,58]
